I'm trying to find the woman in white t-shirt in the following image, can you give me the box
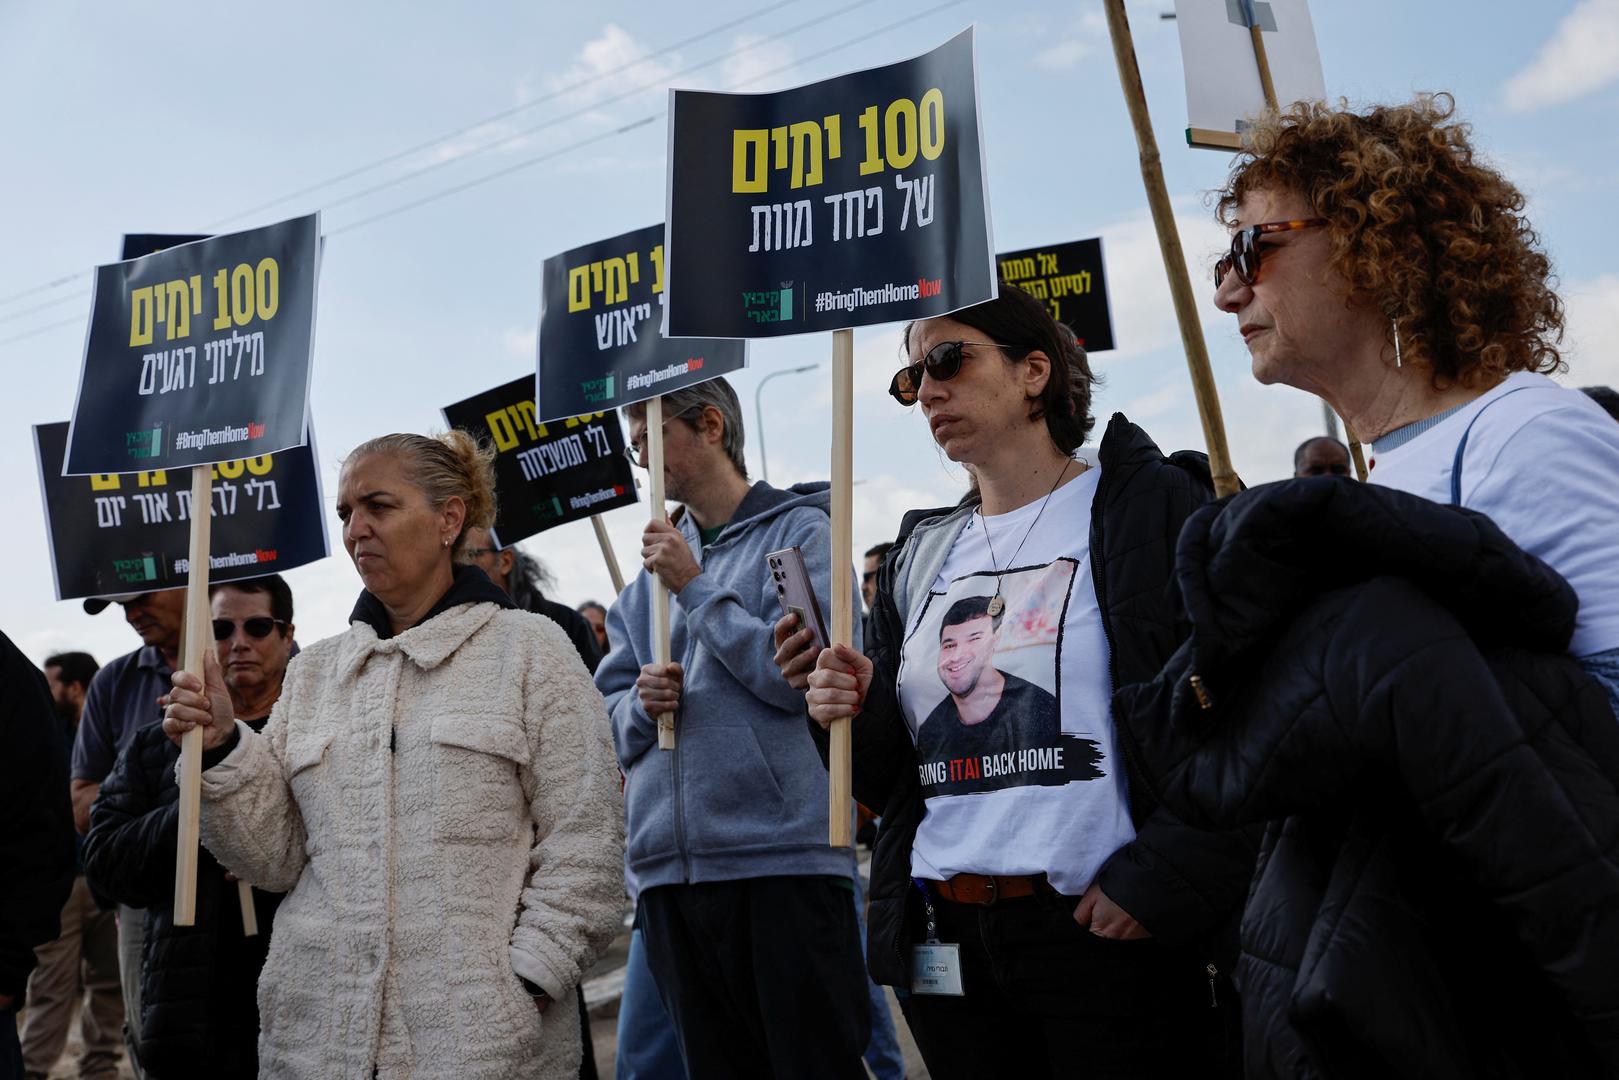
[1210,94,1619,711]
[773,287,1256,1079]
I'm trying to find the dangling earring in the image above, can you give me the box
[1392,318,1403,369]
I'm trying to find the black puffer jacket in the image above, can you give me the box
[817,415,1259,997]
[0,629,75,999]
[84,721,282,1079]
[1116,477,1619,1078]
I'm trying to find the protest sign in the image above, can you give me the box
[997,239,1116,352]
[122,234,210,261]
[535,223,746,422]
[1103,0,1239,498]
[34,421,328,601]
[1173,0,1326,150]
[663,26,995,339]
[1171,0,1364,470]
[65,214,320,475]
[663,28,997,837]
[442,375,638,547]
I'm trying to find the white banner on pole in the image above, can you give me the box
[1174,0,1325,150]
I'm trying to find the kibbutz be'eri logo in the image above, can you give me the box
[742,284,794,324]
[124,423,165,460]
[580,375,616,404]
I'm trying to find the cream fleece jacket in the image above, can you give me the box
[195,602,624,1079]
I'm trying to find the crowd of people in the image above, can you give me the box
[4,94,1619,1079]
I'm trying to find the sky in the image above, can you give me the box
[2,0,1617,668]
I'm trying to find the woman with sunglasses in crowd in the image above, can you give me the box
[1211,94,1619,712]
[772,286,1256,1078]
[1109,94,1619,1077]
[84,577,297,1078]
[160,431,624,1079]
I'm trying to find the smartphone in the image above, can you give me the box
[766,546,829,655]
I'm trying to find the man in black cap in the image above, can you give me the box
[70,589,184,1080]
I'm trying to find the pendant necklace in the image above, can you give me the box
[979,458,1074,617]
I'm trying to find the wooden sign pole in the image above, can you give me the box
[827,329,854,848]
[173,465,213,926]
[1104,0,1240,497]
[237,880,258,936]
[591,515,627,595]
[1244,5,1369,482]
[647,396,677,750]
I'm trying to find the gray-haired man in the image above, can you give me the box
[595,377,871,1079]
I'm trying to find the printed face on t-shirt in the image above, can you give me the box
[937,612,998,700]
[904,560,1103,798]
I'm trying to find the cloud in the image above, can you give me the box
[423,119,532,165]
[1033,9,1106,71]
[503,326,537,360]
[722,33,797,91]
[1092,197,1232,359]
[1561,273,1619,389]
[543,23,681,126]
[1503,0,1619,111]
[1119,380,1186,421]
[403,23,680,172]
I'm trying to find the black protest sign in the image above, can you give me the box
[536,223,747,422]
[997,239,1116,353]
[443,376,639,546]
[65,214,319,475]
[665,27,995,338]
[122,234,211,260]
[35,421,328,601]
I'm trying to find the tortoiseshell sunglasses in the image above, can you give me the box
[1213,218,1328,287]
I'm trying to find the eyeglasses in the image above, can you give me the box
[463,547,499,559]
[888,340,1011,405]
[624,407,702,467]
[212,617,287,641]
[1298,462,1350,477]
[1213,218,1328,288]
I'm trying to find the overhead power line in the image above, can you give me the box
[329,0,967,236]
[206,0,804,230]
[0,0,806,311]
[0,0,967,346]
[313,0,882,221]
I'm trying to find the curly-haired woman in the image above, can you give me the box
[1164,95,1619,1075]
[1211,94,1619,711]
[162,431,624,1079]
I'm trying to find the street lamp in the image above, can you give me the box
[754,363,819,483]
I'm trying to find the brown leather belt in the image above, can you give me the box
[930,873,1052,906]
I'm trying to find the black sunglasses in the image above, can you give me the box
[212,617,287,641]
[1213,218,1328,288]
[889,340,1011,405]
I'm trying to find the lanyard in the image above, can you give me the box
[912,878,941,944]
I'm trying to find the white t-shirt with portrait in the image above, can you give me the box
[1368,371,1619,658]
[895,467,1134,897]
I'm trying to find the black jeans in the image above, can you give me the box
[904,889,1212,1080]
[637,877,870,1080]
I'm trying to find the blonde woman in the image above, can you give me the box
[164,432,624,1079]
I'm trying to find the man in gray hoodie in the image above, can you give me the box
[596,377,870,1080]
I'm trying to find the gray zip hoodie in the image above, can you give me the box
[596,480,861,889]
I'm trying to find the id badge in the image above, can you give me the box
[910,943,965,996]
